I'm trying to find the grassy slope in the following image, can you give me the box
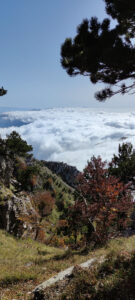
[59,235,135,300]
[0,159,74,246]
[31,161,75,242]
[2,160,135,299]
[1,230,135,299]
[33,160,74,213]
[0,229,65,299]
[0,229,93,300]
[0,159,75,299]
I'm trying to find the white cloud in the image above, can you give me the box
[1,108,135,170]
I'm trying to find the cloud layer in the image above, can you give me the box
[1,108,135,170]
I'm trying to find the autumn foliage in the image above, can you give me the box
[70,156,133,243]
[32,191,55,217]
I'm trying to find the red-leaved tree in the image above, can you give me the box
[72,156,133,243]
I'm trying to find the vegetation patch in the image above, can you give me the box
[40,235,135,300]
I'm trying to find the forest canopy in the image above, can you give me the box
[61,0,135,101]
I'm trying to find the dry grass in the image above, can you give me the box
[1,230,135,299]
[0,230,95,299]
[59,235,135,300]
[0,230,64,299]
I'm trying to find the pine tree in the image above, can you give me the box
[61,0,135,101]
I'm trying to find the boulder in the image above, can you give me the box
[0,190,40,238]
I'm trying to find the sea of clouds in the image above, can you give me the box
[0,107,135,170]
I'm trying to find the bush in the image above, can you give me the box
[49,235,65,248]
[32,191,55,217]
[36,227,46,242]
[16,165,39,191]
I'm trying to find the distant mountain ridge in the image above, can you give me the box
[44,161,80,188]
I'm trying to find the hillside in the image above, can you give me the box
[0,132,74,244]
[1,132,135,299]
[32,235,135,300]
[1,229,135,299]
[44,161,80,188]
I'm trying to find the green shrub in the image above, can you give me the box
[16,165,39,191]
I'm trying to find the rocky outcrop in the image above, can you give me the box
[44,161,80,188]
[0,154,14,186]
[0,189,40,238]
[0,136,75,241]
[33,258,97,299]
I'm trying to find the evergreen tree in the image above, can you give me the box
[109,143,135,184]
[0,87,7,96]
[61,0,135,101]
[6,131,33,157]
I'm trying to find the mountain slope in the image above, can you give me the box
[0,145,74,241]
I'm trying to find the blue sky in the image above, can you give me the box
[0,0,134,110]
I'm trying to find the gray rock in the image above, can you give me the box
[0,192,39,238]
[33,258,96,298]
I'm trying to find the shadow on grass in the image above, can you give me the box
[0,273,36,287]
[37,249,50,256]
[34,249,73,265]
